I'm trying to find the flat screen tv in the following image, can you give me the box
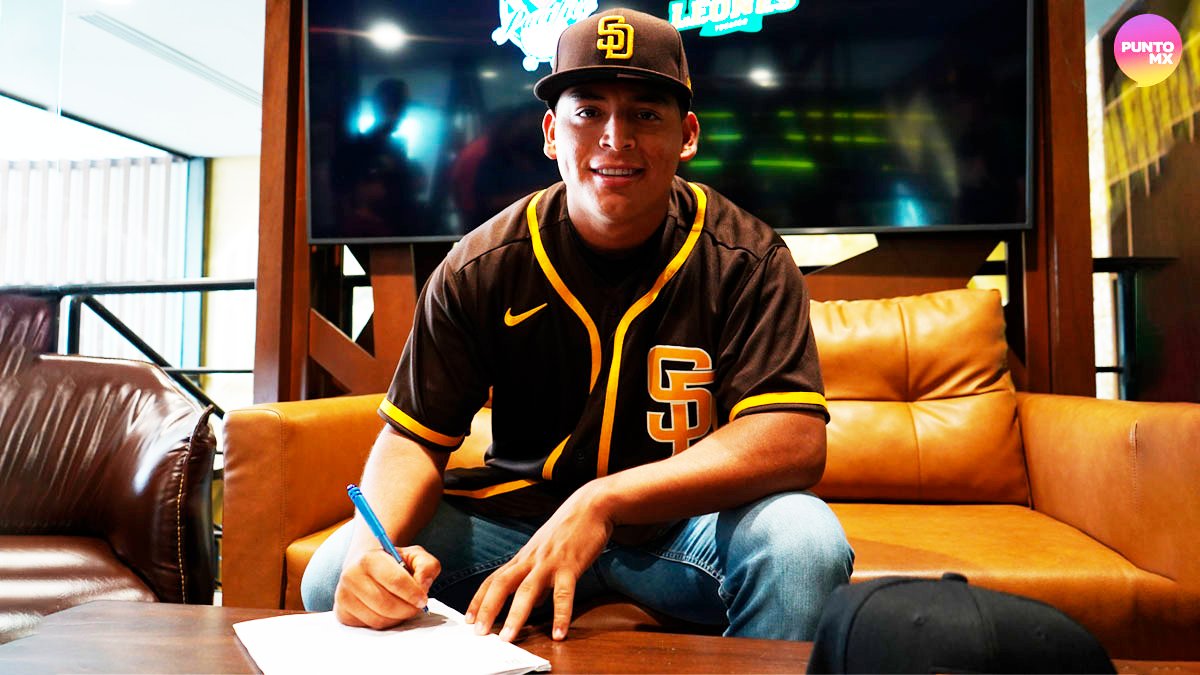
[306,0,1032,244]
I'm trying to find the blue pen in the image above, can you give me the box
[346,483,429,613]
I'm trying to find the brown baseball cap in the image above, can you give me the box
[534,8,692,109]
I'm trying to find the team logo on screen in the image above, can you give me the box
[669,0,799,36]
[596,16,634,59]
[646,346,715,454]
[493,0,598,71]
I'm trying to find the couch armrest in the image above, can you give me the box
[105,406,217,606]
[1018,393,1200,586]
[221,394,384,608]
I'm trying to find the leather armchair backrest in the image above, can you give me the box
[0,354,216,603]
[810,289,1028,504]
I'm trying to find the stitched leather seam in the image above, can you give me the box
[832,391,1011,404]
[177,406,214,603]
[273,408,287,607]
[897,301,922,498]
[897,300,911,405]
[1129,419,1141,561]
[175,410,199,598]
[176,439,188,602]
[1014,394,1033,508]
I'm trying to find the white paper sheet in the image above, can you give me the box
[233,599,551,675]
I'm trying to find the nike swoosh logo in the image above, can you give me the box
[504,303,548,327]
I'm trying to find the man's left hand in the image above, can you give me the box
[464,486,613,642]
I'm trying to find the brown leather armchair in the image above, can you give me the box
[0,293,56,377]
[221,289,1200,659]
[0,352,217,644]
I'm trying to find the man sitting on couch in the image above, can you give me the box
[301,8,853,643]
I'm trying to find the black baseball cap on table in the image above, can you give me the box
[534,8,693,110]
[807,573,1116,674]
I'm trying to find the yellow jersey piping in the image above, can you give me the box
[729,392,828,423]
[596,182,707,477]
[444,478,539,499]
[379,398,463,447]
[527,191,603,480]
[527,191,602,389]
[541,436,570,481]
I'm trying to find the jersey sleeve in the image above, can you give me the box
[714,245,829,424]
[379,261,491,450]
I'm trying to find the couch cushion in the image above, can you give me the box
[0,536,156,644]
[811,290,1028,504]
[831,503,1197,659]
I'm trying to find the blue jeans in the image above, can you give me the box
[300,491,853,641]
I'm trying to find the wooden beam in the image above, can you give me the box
[304,245,448,396]
[308,309,389,394]
[369,246,418,371]
[1022,0,1095,395]
[253,0,308,404]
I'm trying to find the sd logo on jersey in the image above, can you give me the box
[646,345,714,454]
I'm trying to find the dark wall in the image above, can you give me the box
[1118,137,1200,402]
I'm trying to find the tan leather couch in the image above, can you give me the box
[222,289,1200,659]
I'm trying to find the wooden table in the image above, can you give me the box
[0,601,810,673]
[0,601,1195,674]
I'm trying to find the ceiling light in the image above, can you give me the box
[366,22,407,51]
[749,67,778,88]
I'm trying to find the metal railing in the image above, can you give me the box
[2,278,255,417]
[3,279,254,587]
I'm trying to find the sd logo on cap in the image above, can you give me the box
[596,16,634,59]
[535,8,693,110]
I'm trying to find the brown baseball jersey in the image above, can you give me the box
[380,176,826,517]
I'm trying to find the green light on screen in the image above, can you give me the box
[751,158,815,171]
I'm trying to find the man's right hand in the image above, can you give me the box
[333,544,441,629]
